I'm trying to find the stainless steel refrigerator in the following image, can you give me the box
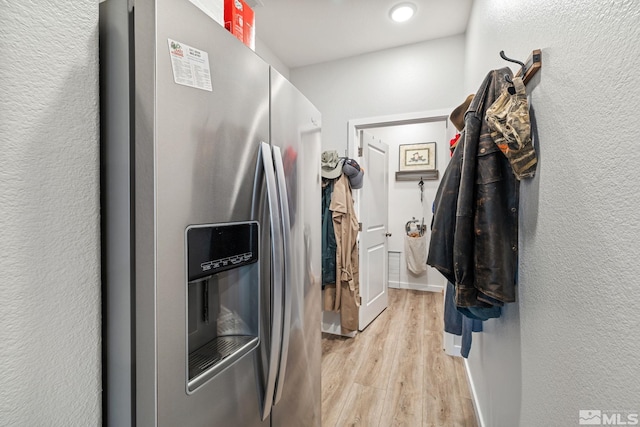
[100,1,322,425]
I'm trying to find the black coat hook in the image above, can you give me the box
[500,50,527,84]
[500,50,526,70]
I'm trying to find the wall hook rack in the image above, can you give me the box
[499,49,542,85]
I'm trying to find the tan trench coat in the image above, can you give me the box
[323,174,360,333]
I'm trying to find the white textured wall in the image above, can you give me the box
[255,36,291,80]
[0,2,101,426]
[465,1,640,426]
[290,35,467,155]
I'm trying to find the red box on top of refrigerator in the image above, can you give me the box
[243,2,255,50]
[224,0,255,50]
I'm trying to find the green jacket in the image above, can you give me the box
[321,180,336,286]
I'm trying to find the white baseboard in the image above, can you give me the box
[389,281,443,293]
[464,358,485,427]
[443,332,462,357]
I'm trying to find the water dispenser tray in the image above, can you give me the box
[188,335,258,390]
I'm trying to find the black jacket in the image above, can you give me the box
[428,68,519,307]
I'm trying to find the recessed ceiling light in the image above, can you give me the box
[390,3,416,23]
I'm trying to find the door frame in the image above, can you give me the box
[347,109,452,157]
[347,108,453,334]
[347,108,452,241]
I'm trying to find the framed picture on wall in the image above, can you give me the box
[398,142,436,172]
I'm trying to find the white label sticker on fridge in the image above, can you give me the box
[168,39,212,92]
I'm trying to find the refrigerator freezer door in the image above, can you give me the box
[146,1,269,426]
[269,69,323,427]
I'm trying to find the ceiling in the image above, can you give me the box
[252,0,474,69]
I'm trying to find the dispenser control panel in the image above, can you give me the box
[186,222,259,282]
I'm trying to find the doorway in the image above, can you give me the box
[322,110,477,426]
[318,110,478,426]
[348,109,466,352]
[347,109,453,308]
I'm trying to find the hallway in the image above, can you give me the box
[321,288,477,427]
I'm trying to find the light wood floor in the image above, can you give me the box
[321,288,478,427]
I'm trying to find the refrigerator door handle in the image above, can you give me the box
[259,142,285,421]
[272,145,293,405]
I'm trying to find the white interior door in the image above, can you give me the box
[358,130,389,330]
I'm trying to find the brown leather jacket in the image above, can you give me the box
[428,67,519,307]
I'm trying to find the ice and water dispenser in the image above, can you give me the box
[186,222,260,392]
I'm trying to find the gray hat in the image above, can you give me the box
[321,150,344,179]
[342,158,364,189]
